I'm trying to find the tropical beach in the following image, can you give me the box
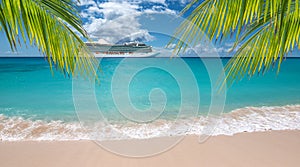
[0,57,300,167]
[0,0,300,166]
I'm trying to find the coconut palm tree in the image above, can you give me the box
[170,0,300,85]
[0,0,97,78]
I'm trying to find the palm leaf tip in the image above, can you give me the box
[170,0,300,86]
[0,0,98,80]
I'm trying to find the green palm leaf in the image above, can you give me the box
[169,0,300,86]
[0,0,98,79]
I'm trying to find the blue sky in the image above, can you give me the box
[0,0,231,57]
[0,0,299,57]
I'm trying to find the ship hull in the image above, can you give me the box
[86,42,158,57]
[93,51,159,58]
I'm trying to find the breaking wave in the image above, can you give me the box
[0,105,300,141]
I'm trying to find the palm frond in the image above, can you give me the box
[0,0,98,79]
[169,0,300,85]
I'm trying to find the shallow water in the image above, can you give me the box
[0,57,299,140]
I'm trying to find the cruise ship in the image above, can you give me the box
[86,40,158,57]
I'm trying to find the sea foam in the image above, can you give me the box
[0,105,300,141]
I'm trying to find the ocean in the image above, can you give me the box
[0,57,300,141]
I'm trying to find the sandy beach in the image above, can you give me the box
[0,130,299,167]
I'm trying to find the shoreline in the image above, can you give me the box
[1,104,300,141]
[0,130,299,167]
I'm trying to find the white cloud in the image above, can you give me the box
[81,1,176,43]
[165,43,176,49]
[82,2,149,43]
[108,0,166,6]
[144,5,176,14]
[87,6,102,14]
[179,0,193,4]
[78,0,97,6]
[180,43,232,57]
[167,0,192,5]
[146,0,166,5]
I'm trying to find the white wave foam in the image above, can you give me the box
[0,115,90,141]
[99,105,300,139]
[0,104,300,141]
[212,105,300,136]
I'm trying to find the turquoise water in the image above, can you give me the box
[0,57,300,140]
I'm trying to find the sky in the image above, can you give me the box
[0,0,299,57]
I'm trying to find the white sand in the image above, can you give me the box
[0,130,299,167]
